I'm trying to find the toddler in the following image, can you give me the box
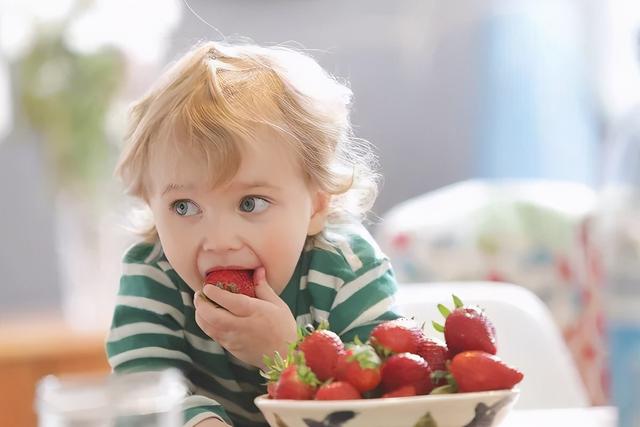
[107,41,400,427]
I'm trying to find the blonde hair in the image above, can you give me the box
[116,41,379,241]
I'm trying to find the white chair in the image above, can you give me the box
[394,281,589,409]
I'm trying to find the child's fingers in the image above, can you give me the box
[196,300,237,332]
[202,284,252,316]
[253,267,280,303]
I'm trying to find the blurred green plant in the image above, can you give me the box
[17,24,124,197]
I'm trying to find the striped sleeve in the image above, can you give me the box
[308,226,401,342]
[329,258,401,342]
[106,243,232,427]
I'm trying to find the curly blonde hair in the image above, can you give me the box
[116,41,379,241]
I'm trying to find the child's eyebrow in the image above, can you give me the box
[161,183,194,196]
[232,181,281,191]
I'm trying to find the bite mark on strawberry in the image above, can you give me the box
[204,269,256,298]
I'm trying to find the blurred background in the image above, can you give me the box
[2,0,640,425]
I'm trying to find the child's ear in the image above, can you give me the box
[307,190,331,236]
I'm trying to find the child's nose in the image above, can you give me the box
[201,214,243,252]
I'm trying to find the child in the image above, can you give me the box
[107,41,400,427]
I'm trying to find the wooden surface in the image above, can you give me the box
[0,313,110,426]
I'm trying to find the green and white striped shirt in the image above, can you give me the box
[106,224,400,427]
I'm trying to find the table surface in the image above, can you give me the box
[503,406,617,427]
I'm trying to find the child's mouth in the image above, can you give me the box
[203,269,256,298]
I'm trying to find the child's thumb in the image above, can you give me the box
[254,267,279,302]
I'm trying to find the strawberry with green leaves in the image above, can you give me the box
[432,295,497,356]
[449,351,523,392]
[380,352,433,395]
[274,364,319,400]
[261,345,321,400]
[315,381,362,400]
[261,351,290,398]
[299,324,345,381]
[370,318,423,356]
[335,342,382,393]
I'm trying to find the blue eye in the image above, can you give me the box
[239,196,269,213]
[171,200,201,216]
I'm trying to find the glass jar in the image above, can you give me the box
[36,369,186,427]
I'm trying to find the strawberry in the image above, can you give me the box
[261,351,291,398]
[381,385,417,398]
[205,269,255,297]
[432,295,497,356]
[415,336,449,386]
[299,329,345,381]
[449,351,524,392]
[274,364,320,400]
[335,344,382,393]
[315,381,361,400]
[380,353,433,395]
[370,319,423,356]
[267,381,278,399]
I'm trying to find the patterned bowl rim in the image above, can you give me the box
[254,388,520,410]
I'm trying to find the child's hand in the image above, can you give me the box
[194,267,298,368]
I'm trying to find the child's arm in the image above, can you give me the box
[107,244,234,427]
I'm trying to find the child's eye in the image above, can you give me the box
[171,200,201,216]
[239,196,270,213]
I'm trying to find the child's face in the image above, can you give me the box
[146,132,328,295]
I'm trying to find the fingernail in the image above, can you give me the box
[255,267,266,284]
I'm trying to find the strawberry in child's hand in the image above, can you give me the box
[432,295,497,356]
[274,364,320,400]
[449,351,524,392]
[380,352,433,395]
[299,328,344,381]
[370,319,423,356]
[205,269,255,297]
[335,343,382,393]
[315,381,362,400]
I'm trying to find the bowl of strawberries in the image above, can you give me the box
[255,295,523,427]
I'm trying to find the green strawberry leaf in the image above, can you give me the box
[430,384,456,395]
[437,303,451,318]
[432,321,445,333]
[317,319,330,331]
[349,344,382,369]
[452,294,463,308]
[430,370,449,382]
[260,350,289,381]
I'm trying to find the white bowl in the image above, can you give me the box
[255,389,519,427]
